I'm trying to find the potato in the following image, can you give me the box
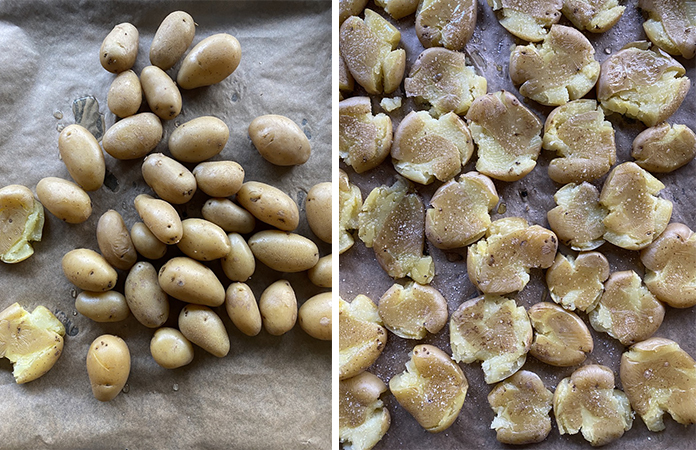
[0,184,44,264]
[125,261,170,328]
[192,161,244,197]
[339,295,388,380]
[563,0,624,33]
[416,0,477,50]
[376,0,419,20]
[133,194,183,245]
[547,182,607,251]
[249,114,311,166]
[259,280,298,336]
[640,0,696,58]
[632,123,696,173]
[339,371,391,450]
[176,218,231,261]
[179,304,230,357]
[299,292,332,340]
[225,282,262,336]
[339,0,369,24]
[338,170,362,254]
[150,327,195,369]
[149,11,196,70]
[158,256,225,307]
[201,198,256,234]
[140,65,182,121]
[528,302,593,367]
[546,252,609,312]
[75,291,130,323]
[141,153,197,205]
[378,281,448,340]
[339,96,393,173]
[102,112,163,160]
[99,22,138,73]
[168,116,229,163]
[36,177,92,224]
[177,33,241,89]
[306,181,332,243]
[221,233,256,282]
[236,181,299,231]
[248,230,319,273]
[62,248,117,292]
[86,334,130,401]
[58,124,105,191]
[308,254,332,288]
[107,69,142,118]
[488,0,562,42]
[96,210,137,271]
[130,221,167,260]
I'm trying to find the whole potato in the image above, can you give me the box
[125,261,169,328]
[140,65,182,120]
[62,248,117,291]
[259,280,298,336]
[201,198,256,234]
[130,222,167,260]
[306,181,332,243]
[141,153,197,204]
[100,22,139,73]
[96,210,137,271]
[178,304,230,357]
[58,124,105,191]
[158,256,225,306]
[221,233,255,282]
[168,116,229,163]
[225,282,262,336]
[177,33,241,89]
[133,194,183,244]
[150,327,195,369]
[102,112,163,160]
[86,334,130,401]
[176,218,231,261]
[193,161,244,197]
[75,291,130,322]
[248,230,319,272]
[299,292,332,340]
[249,114,311,166]
[308,254,332,288]
[36,177,92,224]
[236,181,299,231]
[107,70,142,118]
[149,11,196,70]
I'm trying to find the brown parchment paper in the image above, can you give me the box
[0,1,331,449]
[339,1,696,449]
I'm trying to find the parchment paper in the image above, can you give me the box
[0,1,331,449]
[339,1,696,449]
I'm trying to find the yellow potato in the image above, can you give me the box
[61,248,117,292]
[133,194,183,244]
[176,218,231,261]
[177,33,241,89]
[141,153,197,205]
[149,11,196,70]
[299,292,332,340]
[178,304,230,357]
[248,230,319,273]
[96,209,137,271]
[308,254,332,288]
[86,334,130,401]
[130,222,167,260]
[36,177,92,224]
[107,69,142,118]
[249,114,311,166]
[140,65,182,120]
[58,124,105,191]
[99,22,139,73]
[75,291,130,322]
[201,198,256,234]
[150,327,195,369]
[158,256,225,307]
[221,233,256,282]
[193,161,244,197]
[0,184,44,264]
[125,261,170,328]
[168,116,229,163]
[225,282,262,336]
[259,280,298,336]
[102,112,163,160]
[306,181,332,243]
[236,181,299,231]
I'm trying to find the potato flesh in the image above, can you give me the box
[546,252,609,312]
[416,0,477,50]
[562,0,625,33]
[339,97,393,173]
[0,185,44,263]
[339,170,363,254]
[378,282,448,339]
[339,372,390,450]
[339,296,388,380]
[489,0,563,42]
[640,0,696,58]
[547,182,607,251]
[633,123,696,173]
[376,0,419,20]
[529,302,593,366]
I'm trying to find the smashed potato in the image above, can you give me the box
[487,370,553,445]
[389,344,468,432]
[0,184,44,264]
[620,337,696,432]
[488,0,562,42]
[450,295,532,384]
[340,0,369,24]
[339,96,393,173]
[466,91,543,182]
[339,55,354,97]
[425,171,499,250]
[554,364,633,446]
[358,177,434,284]
[377,281,448,339]
[0,303,65,384]
[339,169,363,254]
[597,42,690,127]
[543,100,616,184]
[340,9,406,95]
[415,0,477,50]
[562,0,625,33]
[599,162,672,250]
[339,295,388,380]
[339,371,391,450]
[391,110,474,184]
[509,25,600,106]
[468,217,557,295]
[376,0,419,20]
[528,302,593,367]
[547,182,607,251]
[404,47,487,118]
[546,252,609,312]
[640,0,696,58]
[632,122,696,173]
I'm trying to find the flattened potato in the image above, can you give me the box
[0,184,44,264]
[640,0,696,58]
[546,252,609,312]
[547,182,607,251]
[632,122,696,173]
[339,96,393,174]
[488,0,562,42]
[378,281,448,339]
[415,0,477,50]
[562,0,625,33]
[529,302,593,366]
[339,295,387,380]
[339,371,390,450]
[339,169,363,254]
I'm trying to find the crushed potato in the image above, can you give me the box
[632,122,696,173]
[0,185,45,264]
[339,371,391,450]
[415,0,477,50]
[640,0,696,58]
[339,96,393,174]
[528,302,593,367]
[547,182,607,251]
[339,295,388,380]
[488,0,562,42]
[546,252,609,312]
[339,169,363,254]
[377,281,448,339]
[562,0,625,33]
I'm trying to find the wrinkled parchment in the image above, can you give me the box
[339,1,696,449]
[0,1,331,449]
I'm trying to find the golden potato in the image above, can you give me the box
[640,0,696,58]
[547,182,607,251]
[415,0,477,49]
[176,218,231,261]
[632,123,696,173]
[58,124,105,191]
[158,256,225,307]
[259,280,297,336]
[62,248,117,292]
[221,233,256,282]
[528,302,593,367]
[124,261,170,328]
[133,194,183,245]
[248,230,319,273]
[488,0,562,42]
[562,0,624,32]
[168,116,229,163]
[130,222,167,260]
[150,327,194,369]
[86,334,130,401]
[107,70,142,118]
[141,153,197,205]
[225,282,262,337]
[339,295,387,380]
[306,181,332,243]
[177,33,241,89]
[308,254,332,288]
[236,181,299,231]
[96,209,137,271]
[140,65,182,120]
[75,291,130,323]
[102,112,163,160]
[201,198,256,234]
[100,23,138,73]
[338,169,362,254]
[546,252,609,312]
[192,161,244,198]
[178,304,230,357]
[377,281,448,339]
[249,115,311,166]
[339,371,390,450]
[149,11,196,70]
[339,96,392,173]
[298,292,332,341]
[36,177,92,224]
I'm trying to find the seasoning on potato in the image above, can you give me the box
[158,256,225,307]
[338,96,393,173]
[259,280,298,336]
[96,209,137,271]
[150,327,195,369]
[177,33,242,89]
[102,112,163,160]
[140,65,182,120]
[248,230,319,273]
[298,291,332,340]
[562,0,624,33]
[179,304,230,357]
[225,282,262,337]
[378,281,448,340]
[62,248,117,292]
[107,69,142,118]
[58,124,106,191]
[0,184,44,264]
[339,371,391,450]
[339,295,387,380]
[86,334,131,401]
[75,291,130,323]
[528,302,593,367]
[338,169,362,254]
[415,0,477,50]
[36,177,92,224]
[125,261,170,328]
[168,116,229,163]
[100,22,139,73]
[149,11,196,71]
[546,251,609,312]
[192,161,244,198]
[236,181,300,231]
[133,194,183,245]
[249,114,311,166]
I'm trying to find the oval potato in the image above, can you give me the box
[58,124,105,191]
[259,280,298,336]
[107,69,142,118]
[86,334,130,401]
[158,256,225,306]
[130,221,168,260]
[221,233,256,282]
[62,248,117,292]
[102,112,163,160]
[149,11,196,70]
[141,153,197,204]
[299,292,332,340]
[308,254,332,288]
[36,177,92,224]
[75,291,130,322]
[96,210,137,271]
[133,194,183,244]
[125,261,170,328]
[306,181,332,243]
[176,218,231,261]
[225,282,262,336]
[100,23,139,73]
[249,114,311,166]
[177,33,241,89]
[248,230,319,272]
[178,304,230,357]
[236,181,299,231]
[168,116,229,163]
[140,65,182,120]
[193,161,244,197]
[150,327,194,369]
[201,198,256,234]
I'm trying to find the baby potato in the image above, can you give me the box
[338,170,362,254]
[201,198,256,234]
[96,210,137,271]
[125,262,170,328]
[339,295,387,380]
[100,22,139,73]
[249,114,311,166]
[178,304,230,357]
[339,96,393,173]
[58,124,105,191]
[141,153,197,205]
[140,65,182,120]
[62,248,117,292]
[75,291,130,323]
[308,254,332,288]
[36,177,92,224]
[192,161,244,198]
[176,218,231,261]
[236,181,299,231]
[225,282,262,336]
[107,69,142,118]
[149,11,196,70]
[306,181,332,243]
[168,116,229,163]
[102,112,163,160]
[158,256,225,307]
[299,292,332,340]
[0,184,44,264]
[259,280,298,336]
[416,0,477,50]
[86,334,131,401]
[133,194,183,245]
[150,327,195,369]
[130,222,167,260]
[177,33,241,89]
[248,230,319,273]
[221,233,256,282]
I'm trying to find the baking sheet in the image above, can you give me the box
[339,1,696,449]
[0,1,331,448]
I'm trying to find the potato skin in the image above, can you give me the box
[125,261,170,328]
[178,304,230,357]
[193,161,244,198]
[100,23,139,73]
[299,292,332,340]
[130,222,167,260]
[107,70,142,118]
[221,233,256,282]
[149,11,196,70]
[75,291,129,322]
[158,256,225,307]
[58,124,105,191]
[249,115,311,166]
[140,65,182,120]
[141,153,197,205]
[168,116,229,163]
[259,280,298,335]
[177,33,241,89]
[176,218,231,261]
[102,112,163,160]
[236,181,299,231]
[62,248,117,292]
[150,327,194,369]
[306,182,332,243]
[86,334,130,401]
[36,177,92,224]
[225,282,262,336]
[308,254,332,288]
[133,194,183,245]
[201,198,256,234]
[248,230,319,272]
[96,209,137,271]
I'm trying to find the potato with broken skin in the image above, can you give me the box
[415,0,477,50]
[467,217,557,295]
[390,344,468,433]
[597,42,690,127]
[339,0,369,24]
[620,337,696,432]
[0,303,65,384]
[632,122,696,173]
[339,295,387,380]
[488,0,562,42]
[339,169,362,254]
[339,371,390,450]
[339,96,393,174]
[0,184,44,264]
[404,48,487,118]
[377,281,448,339]
[529,302,593,367]
[450,295,532,384]
[554,364,633,446]
[543,100,616,184]
[466,91,543,182]
[546,252,609,312]
[376,0,419,20]
[358,177,434,284]
[599,162,672,250]
[640,0,696,59]
[339,9,405,95]
[425,172,498,250]
[562,0,625,33]
[391,111,474,185]
[547,183,607,251]
[488,370,553,445]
